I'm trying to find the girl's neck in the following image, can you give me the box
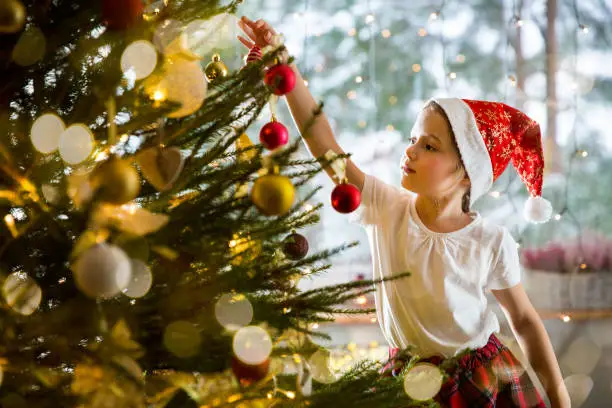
[414,194,473,233]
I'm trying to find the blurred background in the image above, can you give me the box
[220,0,612,406]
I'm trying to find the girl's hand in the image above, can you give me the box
[237,16,278,49]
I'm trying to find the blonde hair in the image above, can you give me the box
[423,101,471,213]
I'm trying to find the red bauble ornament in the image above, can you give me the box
[264,64,296,96]
[331,182,361,214]
[231,356,270,387]
[259,120,289,150]
[282,232,309,260]
[101,0,143,30]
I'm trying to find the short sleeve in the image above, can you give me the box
[486,228,521,290]
[348,174,406,226]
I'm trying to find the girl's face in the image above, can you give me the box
[400,107,468,198]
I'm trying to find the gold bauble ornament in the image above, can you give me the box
[204,54,229,83]
[250,172,295,216]
[2,272,42,316]
[234,133,257,199]
[91,156,141,205]
[0,0,26,34]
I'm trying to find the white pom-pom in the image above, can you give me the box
[524,196,552,224]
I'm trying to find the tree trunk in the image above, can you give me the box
[515,0,526,110]
[546,0,563,173]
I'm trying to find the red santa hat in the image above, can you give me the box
[429,98,553,223]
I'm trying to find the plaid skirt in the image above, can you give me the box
[380,334,547,408]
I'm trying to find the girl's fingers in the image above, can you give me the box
[237,35,254,49]
[255,20,278,37]
[237,19,257,42]
[241,16,256,25]
[243,17,278,37]
[240,16,279,46]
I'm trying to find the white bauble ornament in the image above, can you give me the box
[403,363,444,401]
[73,243,132,298]
[308,348,341,384]
[122,259,153,298]
[147,55,207,118]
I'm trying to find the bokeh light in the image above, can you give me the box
[58,124,94,165]
[30,113,65,154]
[164,320,202,358]
[233,326,272,365]
[215,293,253,331]
[120,40,158,80]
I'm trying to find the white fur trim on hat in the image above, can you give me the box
[524,195,553,223]
[428,98,493,207]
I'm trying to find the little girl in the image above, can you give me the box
[238,16,571,408]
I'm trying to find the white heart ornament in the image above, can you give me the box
[136,146,184,192]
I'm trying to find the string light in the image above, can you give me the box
[575,149,588,158]
[151,88,167,102]
[514,17,524,27]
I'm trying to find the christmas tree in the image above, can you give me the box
[0,1,428,407]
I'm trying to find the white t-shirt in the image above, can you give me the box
[350,175,521,358]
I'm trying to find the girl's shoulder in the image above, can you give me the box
[475,218,517,252]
